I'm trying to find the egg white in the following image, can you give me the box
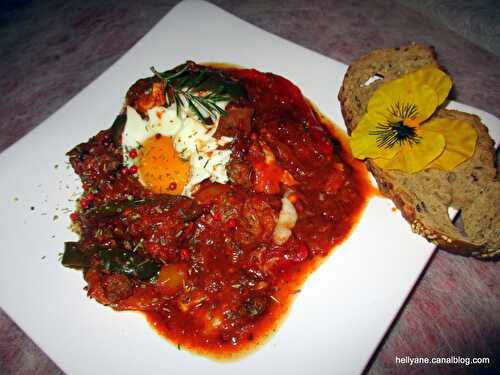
[122,104,233,197]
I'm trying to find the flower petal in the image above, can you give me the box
[424,118,478,170]
[406,67,452,105]
[373,128,445,173]
[367,78,438,124]
[407,84,438,123]
[349,112,402,160]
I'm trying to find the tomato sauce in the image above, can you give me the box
[64,63,372,359]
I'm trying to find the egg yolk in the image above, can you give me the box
[138,135,191,195]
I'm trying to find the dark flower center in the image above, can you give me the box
[368,101,421,149]
[369,121,421,149]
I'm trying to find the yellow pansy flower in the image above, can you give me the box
[350,67,477,173]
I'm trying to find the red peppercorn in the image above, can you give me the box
[80,199,89,209]
[129,165,138,174]
[226,218,237,229]
[128,149,138,159]
[70,212,78,221]
[121,166,129,175]
[168,182,177,190]
[179,248,190,261]
[212,211,222,221]
[250,132,258,141]
[86,193,95,201]
[155,133,162,139]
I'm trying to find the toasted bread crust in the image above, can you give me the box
[339,43,499,258]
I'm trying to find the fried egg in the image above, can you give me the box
[122,104,233,196]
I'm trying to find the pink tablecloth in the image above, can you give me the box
[1,1,498,374]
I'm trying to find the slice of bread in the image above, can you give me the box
[338,43,499,258]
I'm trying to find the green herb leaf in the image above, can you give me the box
[99,248,161,282]
[151,62,245,124]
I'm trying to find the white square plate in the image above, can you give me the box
[0,1,498,374]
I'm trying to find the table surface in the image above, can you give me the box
[0,0,499,374]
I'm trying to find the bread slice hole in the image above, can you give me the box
[448,206,459,220]
[362,74,384,87]
[448,206,466,235]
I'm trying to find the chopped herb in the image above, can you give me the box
[132,238,145,252]
[270,295,280,304]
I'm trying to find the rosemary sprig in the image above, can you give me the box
[151,62,245,124]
